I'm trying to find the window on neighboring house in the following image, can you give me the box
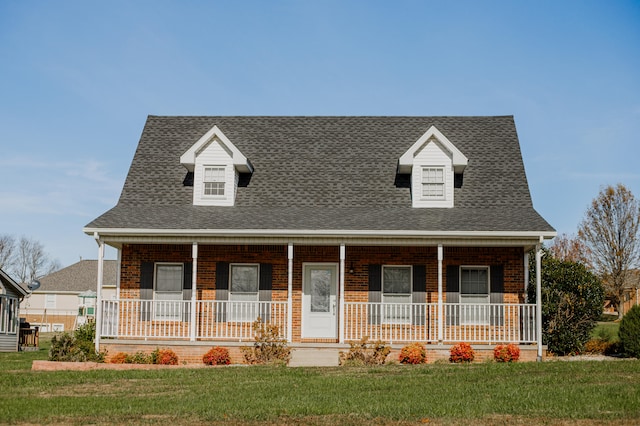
[229,264,259,322]
[460,267,489,324]
[382,266,412,323]
[45,294,56,310]
[154,264,183,321]
[203,166,226,196]
[421,167,445,199]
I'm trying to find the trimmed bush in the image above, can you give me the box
[153,348,179,365]
[399,342,427,364]
[619,305,640,358]
[493,343,520,362]
[449,342,475,363]
[109,352,129,364]
[203,347,231,365]
[339,337,390,366]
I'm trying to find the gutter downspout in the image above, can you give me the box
[437,244,443,343]
[535,236,543,362]
[190,243,198,341]
[287,244,293,342]
[94,232,104,354]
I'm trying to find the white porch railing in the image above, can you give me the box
[343,302,537,344]
[100,299,287,341]
[100,299,536,344]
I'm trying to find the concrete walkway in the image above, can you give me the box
[288,348,341,367]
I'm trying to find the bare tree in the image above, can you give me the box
[0,234,16,270]
[11,236,60,284]
[549,233,592,268]
[578,184,640,318]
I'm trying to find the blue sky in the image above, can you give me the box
[1,1,639,269]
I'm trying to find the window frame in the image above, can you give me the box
[202,165,226,197]
[381,265,412,324]
[421,166,446,200]
[229,263,260,322]
[153,263,184,321]
[459,266,490,325]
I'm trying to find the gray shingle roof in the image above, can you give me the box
[86,116,554,234]
[37,260,117,293]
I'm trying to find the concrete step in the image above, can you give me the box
[288,348,341,367]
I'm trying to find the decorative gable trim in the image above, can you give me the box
[398,125,468,174]
[180,125,253,173]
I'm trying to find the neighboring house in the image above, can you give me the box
[20,260,117,332]
[84,116,555,363]
[1,268,27,351]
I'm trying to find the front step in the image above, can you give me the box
[288,348,341,367]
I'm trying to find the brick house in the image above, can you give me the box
[84,116,555,363]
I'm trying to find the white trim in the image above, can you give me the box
[84,226,556,240]
[180,125,253,173]
[287,243,293,342]
[437,244,443,342]
[398,125,468,174]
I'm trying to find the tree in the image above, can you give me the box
[549,233,591,267]
[578,184,640,318]
[0,234,16,270]
[528,248,605,355]
[0,234,60,283]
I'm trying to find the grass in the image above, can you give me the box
[1,337,639,424]
[592,321,620,342]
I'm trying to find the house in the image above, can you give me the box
[1,268,27,351]
[84,116,555,363]
[20,260,117,332]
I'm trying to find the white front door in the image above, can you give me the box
[302,264,338,339]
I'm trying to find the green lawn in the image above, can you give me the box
[1,337,639,425]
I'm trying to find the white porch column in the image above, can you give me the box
[94,234,104,353]
[287,243,293,342]
[535,238,543,361]
[524,252,530,295]
[339,244,346,344]
[190,243,198,341]
[116,248,122,300]
[437,244,444,343]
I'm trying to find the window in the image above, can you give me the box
[229,264,259,322]
[154,264,183,320]
[203,166,225,196]
[382,266,412,324]
[422,167,445,199]
[460,267,489,324]
[45,294,56,309]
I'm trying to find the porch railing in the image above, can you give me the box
[100,299,287,341]
[100,299,536,344]
[343,302,537,344]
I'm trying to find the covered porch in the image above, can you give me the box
[92,236,547,358]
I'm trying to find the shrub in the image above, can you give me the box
[153,348,179,365]
[203,347,231,365]
[339,337,390,366]
[493,343,520,362]
[619,305,640,358]
[449,342,475,363]
[527,249,605,355]
[241,318,291,365]
[399,342,426,364]
[48,321,106,362]
[110,352,129,364]
[128,351,154,364]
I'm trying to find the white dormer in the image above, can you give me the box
[398,126,467,208]
[180,125,253,206]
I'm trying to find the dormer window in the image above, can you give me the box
[180,125,253,207]
[421,167,445,199]
[203,166,226,197]
[398,126,467,208]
